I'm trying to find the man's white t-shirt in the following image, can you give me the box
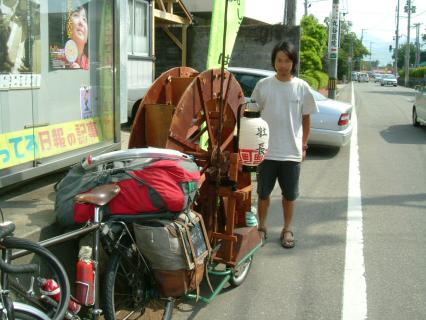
[251,75,318,162]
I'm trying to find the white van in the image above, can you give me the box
[358,73,369,83]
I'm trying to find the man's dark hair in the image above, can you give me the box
[271,41,298,75]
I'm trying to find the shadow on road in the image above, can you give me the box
[121,123,132,133]
[380,124,426,145]
[366,90,415,97]
[306,145,342,160]
[0,171,66,198]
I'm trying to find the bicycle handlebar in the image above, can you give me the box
[0,221,15,239]
[0,258,38,274]
[81,147,194,170]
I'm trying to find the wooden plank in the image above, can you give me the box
[154,8,189,24]
[182,24,188,66]
[177,0,193,23]
[211,232,238,242]
[156,0,166,11]
[167,0,173,13]
[160,25,182,50]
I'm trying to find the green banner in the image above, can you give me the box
[206,0,246,69]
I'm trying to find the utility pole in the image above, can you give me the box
[348,22,353,81]
[304,0,309,16]
[360,28,367,44]
[404,0,415,87]
[284,0,297,26]
[369,42,374,71]
[327,0,339,99]
[414,23,421,67]
[360,28,367,70]
[394,0,400,77]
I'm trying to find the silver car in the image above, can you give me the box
[413,85,426,127]
[228,67,353,148]
[358,72,369,83]
[380,74,398,87]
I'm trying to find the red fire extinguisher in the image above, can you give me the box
[40,278,81,315]
[75,246,95,306]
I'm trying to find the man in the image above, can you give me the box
[252,41,318,248]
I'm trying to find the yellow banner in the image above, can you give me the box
[0,119,103,170]
[206,0,246,69]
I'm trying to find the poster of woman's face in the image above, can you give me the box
[48,0,89,70]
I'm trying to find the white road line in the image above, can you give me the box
[342,82,368,320]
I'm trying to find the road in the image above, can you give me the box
[172,82,426,320]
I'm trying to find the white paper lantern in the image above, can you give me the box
[238,108,269,168]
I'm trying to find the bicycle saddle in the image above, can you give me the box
[75,184,121,206]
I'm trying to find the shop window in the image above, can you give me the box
[128,0,150,56]
[0,0,115,171]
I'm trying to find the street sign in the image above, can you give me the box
[328,3,339,60]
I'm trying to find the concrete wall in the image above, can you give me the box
[181,0,212,12]
[154,27,183,77]
[155,23,300,77]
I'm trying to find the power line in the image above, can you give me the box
[412,9,426,18]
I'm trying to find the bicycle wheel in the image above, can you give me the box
[1,237,70,320]
[103,249,170,320]
[12,302,51,320]
[229,256,253,287]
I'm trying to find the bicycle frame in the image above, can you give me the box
[9,205,173,320]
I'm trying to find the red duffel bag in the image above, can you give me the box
[54,149,200,226]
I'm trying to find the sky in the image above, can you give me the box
[245,0,426,66]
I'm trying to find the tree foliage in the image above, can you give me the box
[332,20,368,79]
[300,15,328,88]
[300,15,369,84]
[300,15,327,73]
[393,43,417,69]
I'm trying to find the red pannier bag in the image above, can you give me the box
[54,149,200,226]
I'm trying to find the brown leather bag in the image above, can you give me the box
[153,263,205,297]
[134,210,211,298]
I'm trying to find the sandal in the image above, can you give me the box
[258,226,268,243]
[280,229,295,249]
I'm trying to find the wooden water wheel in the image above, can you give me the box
[129,67,261,266]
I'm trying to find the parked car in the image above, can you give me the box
[413,85,426,127]
[228,67,353,148]
[357,72,369,82]
[380,74,397,87]
[374,74,383,83]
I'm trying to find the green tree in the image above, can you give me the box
[300,15,369,83]
[300,15,328,88]
[335,20,368,78]
[394,43,417,68]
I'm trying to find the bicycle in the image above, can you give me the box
[31,182,176,320]
[0,218,71,319]
[35,146,255,319]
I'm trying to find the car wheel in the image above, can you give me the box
[413,106,420,127]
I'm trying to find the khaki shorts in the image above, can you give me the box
[257,160,301,201]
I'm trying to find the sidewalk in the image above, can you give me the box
[319,83,347,98]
